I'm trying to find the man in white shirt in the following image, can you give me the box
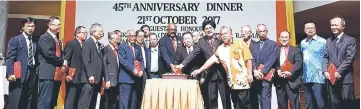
[147,33,162,78]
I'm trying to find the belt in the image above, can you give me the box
[150,72,158,75]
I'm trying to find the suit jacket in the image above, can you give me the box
[63,39,83,83]
[6,34,38,82]
[159,35,183,72]
[38,31,64,80]
[81,38,104,84]
[102,45,119,87]
[118,42,144,84]
[323,34,356,84]
[181,37,224,80]
[174,46,205,77]
[275,45,303,89]
[250,39,279,79]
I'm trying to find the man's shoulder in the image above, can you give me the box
[343,34,355,42]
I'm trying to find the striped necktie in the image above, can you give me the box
[28,36,33,66]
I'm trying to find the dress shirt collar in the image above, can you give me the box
[47,29,57,39]
[151,46,158,52]
[336,32,344,39]
[186,46,193,51]
[110,43,118,51]
[22,32,31,40]
[306,35,319,42]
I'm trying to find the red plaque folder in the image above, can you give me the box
[54,67,64,81]
[14,61,21,79]
[68,67,76,80]
[328,63,337,85]
[134,60,141,73]
[280,60,294,78]
[258,64,275,81]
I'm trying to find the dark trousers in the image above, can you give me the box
[207,79,231,109]
[276,83,300,109]
[253,80,272,109]
[231,89,251,109]
[119,83,137,109]
[304,83,325,109]
[326,80,355,109]
[135,73,147,109]
[200,81,209,109]
[78,83,101,109]
[8,69,37,109]
[100,86,119,109]
[38,79,61,109]
[250,81,259,109]
[64,82,83,109]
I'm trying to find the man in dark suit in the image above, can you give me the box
[135,30,149,108]
[37,16,65,109]
[100,31,121,109]
[274,31,302,109]
[174,32,205,75]
[176,20,231,109]
[323,16,356,109]
[118,30,144,109]
[6,17,38,109]
[146,33,166,78]
[249,24,279,109]
[78,23,105,109]
[159,24,183,73]
[63,26,87,109]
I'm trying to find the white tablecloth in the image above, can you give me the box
[0,66,8,109]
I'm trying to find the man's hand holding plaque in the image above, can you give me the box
[257,64,275,81]
[134,60,142,77]
[326,63,337,85]
[280,60,294,79]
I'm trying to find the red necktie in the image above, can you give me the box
[172,38,177,52]
[55,39,60,57]
[113,47,119,66]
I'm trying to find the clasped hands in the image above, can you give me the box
[253,70,264,80]
[277,70,292,79]
[323,72,341,80]
[133,69,144,77]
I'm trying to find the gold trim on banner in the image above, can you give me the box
[285,0,296,46]
[54,0,66,109]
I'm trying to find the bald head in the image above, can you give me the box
[256,24,268,39]
[167,24,177,37]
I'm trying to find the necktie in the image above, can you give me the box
[28,36,33,66]
[113,48,118,66]
[335,38,339,43]
[188,48,191,55]
[260,41,264,50]
[131,45,135,58]
[55,38,61,57]
[172,38,177,52]
[96,41,101,51]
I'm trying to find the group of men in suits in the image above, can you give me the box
[5,15,356,109]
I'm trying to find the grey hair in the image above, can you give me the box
[241,25,252,32]
[220,26,232,33]
[108,31,118,40]
[89,23,102,36]
[330,15,346,27]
